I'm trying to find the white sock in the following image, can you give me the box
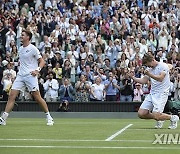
[2,112,9,120]
[170,115,175,121]
[45,112,52,119]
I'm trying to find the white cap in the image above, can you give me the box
[55,51,61,54]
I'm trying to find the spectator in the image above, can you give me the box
[51,50,64,68]
[94,67,106,82]
[133,83,143,102]
[38,75,45,99]
[62,59,71,79]
[137,38,148,59]
[5,27,16,50]
[27,20,40,46]
[119,71,134,102]
[142,81,151,99]
[75,74,90,102]
[16,19,25,49]
[11,45,18,63]
[0,55,4,84]
[147,32,157,53]
[174,71,180,101]
[3,62,16,79]
[81,65,94,83]
[1,73,13,101]
[20,3,29,17]
[104,71,119,101]
[90,76,106,101]
[38,35,51,54]
[119,53,129,69]
[158,26,169,50]
[52,62,62,84]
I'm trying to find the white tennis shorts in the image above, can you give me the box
[12,74,39,92]
[140,92,169,113]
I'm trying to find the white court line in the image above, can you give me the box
[8,121,123,125]
[0,145,180,149]
[105,124,133,141]
[0,138,151,142]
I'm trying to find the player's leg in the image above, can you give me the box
[5,89,20,112]
[31,91,54,126]
[0,75,23,125]
[0,89,20,125]
[138,94,154,119]
[152,112,171,121]
[138,108,154,119]
[25,75,54,126]
[31,91,49,113]
[152,93,179,129]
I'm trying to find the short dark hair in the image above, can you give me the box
[142,53,154,65]
[22,30,32,40]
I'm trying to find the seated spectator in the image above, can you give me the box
[43,72,59,102]
[75,74,90,102]
[59,78,75,102]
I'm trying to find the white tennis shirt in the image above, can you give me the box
[18,44,42,76]
[148,62,170,94]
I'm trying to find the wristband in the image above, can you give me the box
[36,67,41,72]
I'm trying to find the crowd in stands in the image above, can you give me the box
[0,0,179,102]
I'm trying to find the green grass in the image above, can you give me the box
[0,118,180,154]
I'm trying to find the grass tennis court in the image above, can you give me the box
[0,118,180,154]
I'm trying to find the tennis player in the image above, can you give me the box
[0,30,54,126]
[129,53,179,129]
